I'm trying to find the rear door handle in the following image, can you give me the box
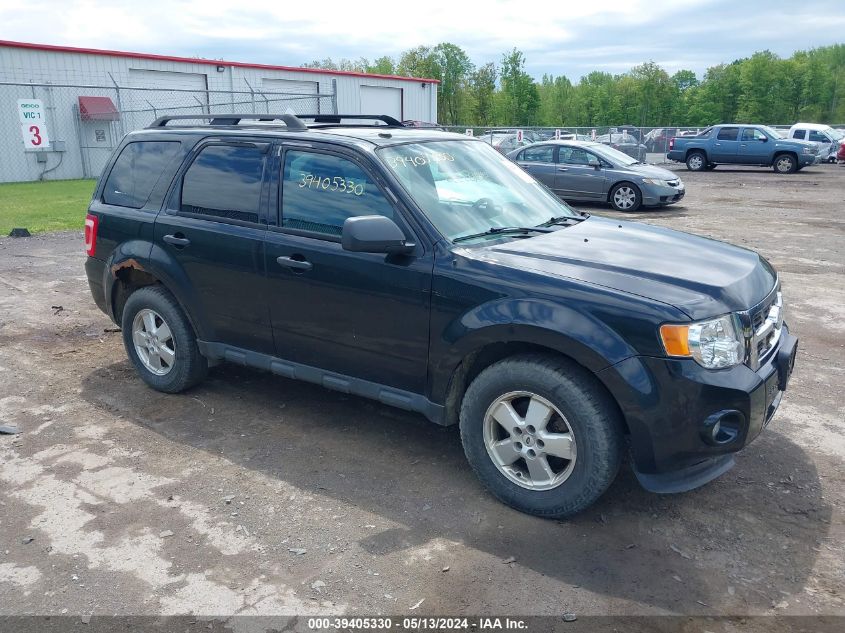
[276,255,312,271]
[557,167,568,171]
[163,234,190,248]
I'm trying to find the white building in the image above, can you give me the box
[0,40,439,182]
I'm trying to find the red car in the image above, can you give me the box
[837,142,845,162]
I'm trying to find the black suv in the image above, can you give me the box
[85,113,798,518]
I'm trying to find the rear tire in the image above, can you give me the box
[686,151,706,171]
[459,354,623,518]
[121,286,208,393]
[773,153,798,174]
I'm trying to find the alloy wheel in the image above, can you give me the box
[613,186,637,210]
[482,391,577,491]
[132,308,176,376]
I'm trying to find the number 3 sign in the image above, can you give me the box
[17,99,50,150]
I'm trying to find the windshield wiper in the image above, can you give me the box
[453,226,554,243]
[537,215,585,228]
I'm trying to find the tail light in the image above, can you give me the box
[669,137,675,151]
[84,214,99,257]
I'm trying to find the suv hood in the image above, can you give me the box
[473,216,775,320]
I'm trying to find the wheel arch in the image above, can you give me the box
[105,241,210,340]
[436,320,636,431]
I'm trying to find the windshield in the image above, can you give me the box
[379,140,580,242]
[829,128,844,141]
[760,126,783,139]
[589,144,638,165]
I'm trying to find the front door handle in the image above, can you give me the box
[163,234,190,248]
[276,255,312,271]
[557,166,568,171]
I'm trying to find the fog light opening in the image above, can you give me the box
[702,410,744,446]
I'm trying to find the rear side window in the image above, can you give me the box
[281,150,393,237]
[522,145,555,162]
[716,127,739,141]
[792,130,806,139]
[180,145,267,224]
[103,141,181,208]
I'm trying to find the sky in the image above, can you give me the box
[1,0,844,80]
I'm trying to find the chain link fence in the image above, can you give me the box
[0,81,337,183]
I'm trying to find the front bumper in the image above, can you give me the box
[643,183,685,206]
[597,324,798,492]
[799,153,821,166]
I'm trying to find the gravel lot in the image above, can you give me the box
[1,164,843,629]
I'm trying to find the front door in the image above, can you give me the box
[263,144,433,393]
[712,126,741,162]
[555,146,607,200]
[154,140,273,352]
[738,127,771,164]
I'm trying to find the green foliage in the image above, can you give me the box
[302,43,845,126]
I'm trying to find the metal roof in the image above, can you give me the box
[0,40,441,84]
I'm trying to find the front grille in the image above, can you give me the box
[740,285,783,370]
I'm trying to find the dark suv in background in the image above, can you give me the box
[85,113,798,518]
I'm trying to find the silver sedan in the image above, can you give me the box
[507,140,685,212]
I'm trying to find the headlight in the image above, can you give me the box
[802,147,814,155]
[659,315,744,369]
[642,178,672,186]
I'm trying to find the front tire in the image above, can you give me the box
[773,153,798,174]
[609,182,642,212]
[459,354,624,518]
[121,286,208,393]
[686,151,706,171]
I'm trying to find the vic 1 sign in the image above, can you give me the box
[17,99,50,150]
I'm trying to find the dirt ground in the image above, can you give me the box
[0,164,843,630]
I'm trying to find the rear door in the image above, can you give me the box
[516,144,557,190]
[712,127,740,162]
[153,139,274,352]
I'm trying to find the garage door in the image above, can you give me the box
[126,68,210,128]
[262,78,319,114]
[128,69,208,92]
[360,86,402,120]
[262,78,318,95]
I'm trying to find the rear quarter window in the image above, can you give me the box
[103,141,181,209]
[716,127,739,141]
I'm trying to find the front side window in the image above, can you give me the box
[281,150,393,237]
[181,145,266,223]
[560,147,594,166]
[103,141,181,209]
[741,128,767,141]
[717,127,739,141]
[522,145,555,163]
[808,130,829,143]
[379,140,579,242]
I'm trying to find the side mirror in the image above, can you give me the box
[587,156,601,169]
[342,215,413,254]
[760,136,768,142]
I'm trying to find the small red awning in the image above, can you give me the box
[78,96,120,121]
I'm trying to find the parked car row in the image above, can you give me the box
[507,140,683,212]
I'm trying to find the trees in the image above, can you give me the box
[434,43,474,125]
[301,43,845,127]
[499,49,540,125]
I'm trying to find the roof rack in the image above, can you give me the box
[296,114,404,127]
[148,113,307,130]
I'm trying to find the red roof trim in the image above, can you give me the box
[0,40,441,84]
